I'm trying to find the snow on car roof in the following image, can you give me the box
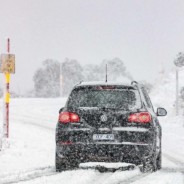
[77,81,131,87]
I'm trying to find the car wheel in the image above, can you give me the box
[142,153,157,172]
[55,153,67,172]
[156,129,162,170]
[142,128,162,172]
[55,153,78,172]
[156,138,162,170]
[156,150,162,170]
[142,140,158,172]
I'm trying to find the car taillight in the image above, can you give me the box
[128,112,151,123]
[58,112,80,124]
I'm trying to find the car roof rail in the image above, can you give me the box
[131,81,138,85]
[74,80,83,87]
[79,80,83,84]
[131,81,144,90]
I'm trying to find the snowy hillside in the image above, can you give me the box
[0,70,184,183]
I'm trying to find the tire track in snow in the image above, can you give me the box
[162,153,184,179]
[0,166,57,184]
[0,168,133,184]
[163,153,184,168]
[125,154,184,184]
[115,153,184,184]
[0,166,149,184]
[1,156,175,184]
[117,173,150,184]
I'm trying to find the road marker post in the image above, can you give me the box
[4,73,10,138]
[174,52,184,116]
[0,38,15,141]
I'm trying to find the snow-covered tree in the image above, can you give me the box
[61,58,83,96]
[174,52,184,67]
[83,58,133,82]
[100,58,133,81]
[83,64,101,81]
[33,57,133,97]
[180,87,184,101]
[33,59,60,97]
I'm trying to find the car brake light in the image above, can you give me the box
[96,86,115,90]
[128,112,151,123]
[58,112,80,124]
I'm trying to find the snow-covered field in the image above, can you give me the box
[1,70,184,184]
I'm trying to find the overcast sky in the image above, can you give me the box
[0,0,184,94]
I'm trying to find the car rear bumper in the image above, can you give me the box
[56,142,153,165]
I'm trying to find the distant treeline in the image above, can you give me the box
[33,57,133,97]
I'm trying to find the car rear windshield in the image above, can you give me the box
[67,86,142,110]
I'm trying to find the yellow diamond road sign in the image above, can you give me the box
[0,54,15,73]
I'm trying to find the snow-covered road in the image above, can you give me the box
[0,98,184,184]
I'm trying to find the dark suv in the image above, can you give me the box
[55,81,167,172]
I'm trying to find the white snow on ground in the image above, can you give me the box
[133,172,183,184]
[19,169,141,184]
[1,69,184,183]
[0,98,66,174]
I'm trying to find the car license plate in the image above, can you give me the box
[93,134,114,141]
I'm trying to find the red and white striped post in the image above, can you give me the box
[3,38,11,138]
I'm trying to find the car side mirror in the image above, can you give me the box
[59,107,64,113]
[157,107,167,116]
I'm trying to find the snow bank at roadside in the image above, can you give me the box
[150,68,184,117]
[150,68,184,163]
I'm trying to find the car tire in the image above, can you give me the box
[55,153,66,172]
[142,142,158,172]
[55,153,78,172]
[156,151,162,170]
[156,129,162,170]
[142,128,162,173]
[142,153,157,172]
